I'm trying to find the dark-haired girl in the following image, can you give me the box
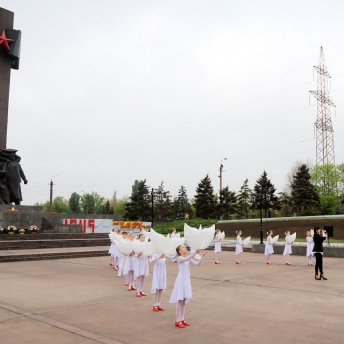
[235,230,244,264]
[264,230,274,264]
[169,245,208,328]
[134,234,149,297]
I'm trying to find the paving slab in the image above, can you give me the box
[0,251,343,344]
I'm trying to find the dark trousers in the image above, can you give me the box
[314,253,323,275]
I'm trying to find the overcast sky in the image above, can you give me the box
[2,0,344,205]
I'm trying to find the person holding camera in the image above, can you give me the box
[313,226,328,280]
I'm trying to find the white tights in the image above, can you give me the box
[307,255,313,264]
[176,299,186,322]
[136,276,145,292]
[286,254,290,262]
[127,271,135,287]
[154,289,163,306]
[215,252,219,262]
[236,254,240,262]
[266,254,271,262]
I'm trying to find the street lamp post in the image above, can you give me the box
[218,158,227,191]
[251,193,271,244]
[143,188,165,229]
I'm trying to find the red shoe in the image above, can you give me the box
[140,292,146,296]
[236,262,241,264]
[110,263,114,266]
[157,306,164,311]
[311,263,314,266]
[286,262,291,265]
[307,263,311,266]
[266,262,272,265]
[136,292,141,297]
[182,320,190,326]
[215,262,220,264]
[128,287,132,291]
[131,286,137,290]
[114,266,119,271]
[125,282,129,286]
[175,321,185,328]
[153,306,159,312]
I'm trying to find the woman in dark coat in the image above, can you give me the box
[313,226,328,280]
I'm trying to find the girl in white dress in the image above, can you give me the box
[306,230,314,266]
[283,231,293,265]
[150,253,167,311]
[123,232,137,291]
[235,230,244,264]
[134,234,149,297]
[264,230,274,264]
[169,245,208,328]
[117,231,128,278]
[214,229,222,264]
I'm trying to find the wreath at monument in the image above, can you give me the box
[28,225,39,232]
[0,227,4,233]
[7,225,17,234]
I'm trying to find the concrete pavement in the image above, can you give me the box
[0,251,343,344]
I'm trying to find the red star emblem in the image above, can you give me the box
[0,30,14,51]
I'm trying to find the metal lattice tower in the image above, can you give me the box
[309,46,336,166]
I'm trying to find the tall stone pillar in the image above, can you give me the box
[0,7,14,149]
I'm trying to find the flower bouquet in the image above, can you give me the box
[28,225,39,234]
[19,228,25,234]
[7,225,17,234]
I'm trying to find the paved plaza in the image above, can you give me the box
[0,251,343,344]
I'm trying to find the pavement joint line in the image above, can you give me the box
[225,279,344,297]
[0,302,124,344]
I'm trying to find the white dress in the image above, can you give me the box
[169,252,202,304]
[134,255,149,279]
[108,242,114,255]
[235,235,243,255]
[264,236,274,255]
[150,254,167,293]
[306,236,314,256]
[283,238,292,255]
[214,234,222,253]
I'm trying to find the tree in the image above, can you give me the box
[253,171,279,217]
[98,199,114,214]
[43,196,70,213]
[131,180,139,197]
[124,180,151,220]
[291,164,320,215]
[177,186,192,216]
[80,192,105,214]
[194,174,216,219]
[114,196,130,216]
[154,182,172,221]
[217,186,237,220]
[69,192,81,213]
[311,164,341,214]
[237,179,251,219]
[278,192,293,217]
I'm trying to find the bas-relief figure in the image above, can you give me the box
[0,149,28,205]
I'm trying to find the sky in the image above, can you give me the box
[1,0,344,205]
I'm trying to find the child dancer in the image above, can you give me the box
[109,229,115,267]
[306,230,314,266]
[150,253,167,312]
[117,231,127,278]
[214,229,222,264]
[170,245,208,328]
[264,230,274,264]
[235,230,244,264]
[134,234,149,297]
[283,231,293,265]
[123,232,137,291]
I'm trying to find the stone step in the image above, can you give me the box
[0,238,110,250]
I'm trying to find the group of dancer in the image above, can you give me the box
[108,227,208,328]
[108,225,328,328]
[263,227,328,279]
